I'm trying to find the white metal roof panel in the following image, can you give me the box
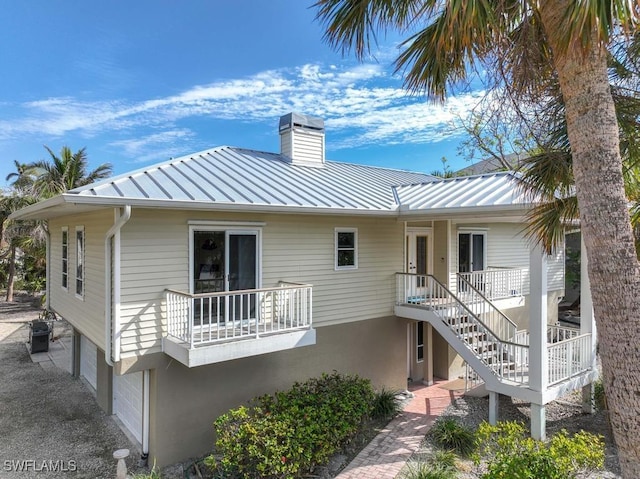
[67,146,437,212]
[394,172,531,212]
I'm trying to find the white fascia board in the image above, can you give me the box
[397,204,531,218]
[8,195,66,220]
[18,194,402,218]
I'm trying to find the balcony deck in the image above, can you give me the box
[162,282,315,367]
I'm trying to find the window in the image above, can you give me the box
[61,227,68,290]
[416,322,424,363]
[335,228,357,270]
[76,226,85,299]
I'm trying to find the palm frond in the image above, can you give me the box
[524,196,579,253]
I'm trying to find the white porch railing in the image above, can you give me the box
[458,267,524,300]
[547,333,593,386]
[165,282,312,348]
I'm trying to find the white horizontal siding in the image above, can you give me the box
[118,209,404,358]
[48,210,113,349]
[448,222,564,294]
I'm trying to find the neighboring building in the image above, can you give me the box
[12,113,597,466]
[455,153,523,176]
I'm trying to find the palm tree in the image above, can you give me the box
[29,146,112,198]
[315,1,640,475]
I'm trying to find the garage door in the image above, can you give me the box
[80,336,97,391]
[113,371,143,444]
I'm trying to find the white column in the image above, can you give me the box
[531,403,546,441]
[529,243,548,440]
[426,324,434,385]
[488,391,499,425]
[580,234,597,414]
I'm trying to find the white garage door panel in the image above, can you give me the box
[113,371,143,444]
[80,336,97,391]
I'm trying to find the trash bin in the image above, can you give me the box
[30,321,51,354]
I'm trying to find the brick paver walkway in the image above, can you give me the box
[336,379,464,479]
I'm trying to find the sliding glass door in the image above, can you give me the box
[192,229,259,323]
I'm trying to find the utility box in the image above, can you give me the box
[30,321,51,354]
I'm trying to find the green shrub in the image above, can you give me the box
[432,449,457,470]
[209,372,375,479]
[474,421,605,479]
[430,418,476,456]
[400,459,457,479]
[372,388,402,419]
[593,379,607,410]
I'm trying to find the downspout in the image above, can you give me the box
[141,369,150,463]
[45,223,51,310]
[104,205,131,367]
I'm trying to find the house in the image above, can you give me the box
[11,113,597,467]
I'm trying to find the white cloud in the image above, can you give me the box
[0,61,484,157]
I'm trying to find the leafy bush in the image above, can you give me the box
[474,421,605,479]
[593,379,607,410]
[430,418,476,456]
[208,372,375,479]
[372,388,402,419]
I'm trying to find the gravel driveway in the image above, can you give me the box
[0,296,145,478]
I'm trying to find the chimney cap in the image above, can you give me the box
[279,112,324,133]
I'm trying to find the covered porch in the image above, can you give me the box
[395,235,598,440]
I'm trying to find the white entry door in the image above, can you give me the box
[113,371,143,444]
[406,229,433,296]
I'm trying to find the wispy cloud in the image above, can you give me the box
[109,129,196,162]
[0,60,483,157]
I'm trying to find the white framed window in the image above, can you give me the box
[61,227,68,291]
[416,322,424,363]
[75,226,85,299]
[335,228,358,270]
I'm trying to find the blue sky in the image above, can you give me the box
[0,1,486,188]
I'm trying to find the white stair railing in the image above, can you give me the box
[456,273,520,343]
[396,273,529,384]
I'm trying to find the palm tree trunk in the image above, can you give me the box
[540,2,640,476]
[6,244,16,302]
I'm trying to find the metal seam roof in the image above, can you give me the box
[10,148,538,222]
[69,146,438,212]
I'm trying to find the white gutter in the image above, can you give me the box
[104,205,131,367]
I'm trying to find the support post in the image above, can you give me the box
[488,391,499,425]
[72,329,81,379]
[531,403,546,441]
[580,234,597,414]
[425,324,434,385]
[529,243,548,439]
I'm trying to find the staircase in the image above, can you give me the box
[396,273,530,388]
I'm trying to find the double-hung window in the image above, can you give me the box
[335,228,358,270]
[61,227,68,290]
[76,226,85,299]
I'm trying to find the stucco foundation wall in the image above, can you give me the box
[147,316,407,466]
[502,291,562,330]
